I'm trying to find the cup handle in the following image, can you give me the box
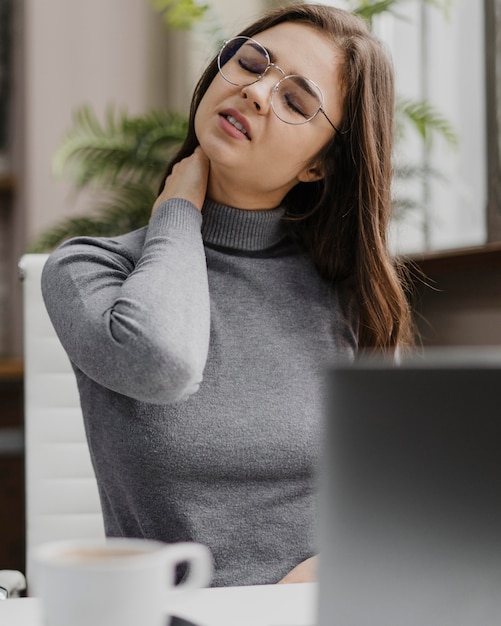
[165,542,213,591]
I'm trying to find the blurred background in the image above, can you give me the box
[0,0,500,574]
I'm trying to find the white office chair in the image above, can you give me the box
[18,254,104,590]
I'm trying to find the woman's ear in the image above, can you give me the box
[297,162,324,183]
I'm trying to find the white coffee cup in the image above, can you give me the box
[32,537,213,626]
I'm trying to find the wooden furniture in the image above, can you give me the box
[0,358,24,572]
[410,242,501,346]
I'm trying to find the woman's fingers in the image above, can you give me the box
[152,147,210,214]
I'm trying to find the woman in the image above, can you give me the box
[41,3,414,586]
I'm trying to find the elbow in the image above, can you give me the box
[146,356,204,405]
[106,311,208,405]
[128,341,206,405]
[76,344,205,406]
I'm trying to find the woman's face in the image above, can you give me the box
[194,22,344,209]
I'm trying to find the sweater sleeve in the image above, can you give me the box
[41,199,210,405]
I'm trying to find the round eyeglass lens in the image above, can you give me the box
[218,37,270,86]
[271,75,323,125]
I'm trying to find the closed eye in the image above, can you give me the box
[283,94,308,118]
[237,57,264,74]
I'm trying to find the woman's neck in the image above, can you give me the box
[206,170,294,211]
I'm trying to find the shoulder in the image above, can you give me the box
[44,226,148,272]
[63,225,148,259]
[41,227,149,299]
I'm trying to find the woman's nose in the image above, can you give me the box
[241,75,276,114]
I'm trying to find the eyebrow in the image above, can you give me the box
[246,41,273,60]
[262,44,276,63]
[255,43,302,77]
[289,75,318,98]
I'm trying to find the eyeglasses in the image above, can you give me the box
[217,36,343,133]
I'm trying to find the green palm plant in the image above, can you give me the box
[29,106,188,251]
[148,0,209,30]
[29,0,457,252]
[392,97,457,217]
[350,0,452,22]
[355,0,457,149]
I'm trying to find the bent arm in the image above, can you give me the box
[41,199,210,404]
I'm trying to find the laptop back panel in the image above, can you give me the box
[318,357,501,625]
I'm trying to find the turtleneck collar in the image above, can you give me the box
[201,199,288,252]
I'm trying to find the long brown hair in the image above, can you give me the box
[159,3,414,352]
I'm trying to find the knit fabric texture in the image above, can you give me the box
[41,198,358,586]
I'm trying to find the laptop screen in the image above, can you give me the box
[318,350,501,625]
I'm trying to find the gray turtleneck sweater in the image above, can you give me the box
[41,198,358,587]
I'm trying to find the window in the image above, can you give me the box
[313,0,487,254]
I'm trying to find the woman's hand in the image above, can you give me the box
[277,556,318,584]
[152,147,210,215]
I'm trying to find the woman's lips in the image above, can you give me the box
[218,109,251,140]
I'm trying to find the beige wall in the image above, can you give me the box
[24,0,167,240]
[22,0,266,243]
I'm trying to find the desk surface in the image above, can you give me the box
[0,582,317,626]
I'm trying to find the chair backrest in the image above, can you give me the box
[19,254,104,581]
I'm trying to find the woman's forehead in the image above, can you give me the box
[250,22,343,95]
[252,22,335,50]
[251,22,338,63]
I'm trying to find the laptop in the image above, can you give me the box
[317,349,501,626]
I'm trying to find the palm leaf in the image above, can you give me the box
[394,162,446,181]
[147,0,209,30]
[397,98,458,148]
[28,183,156,252]
[352,0,402,23]
[53,105,188,188]
[392,161,447,217]
[352,0,452,24]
